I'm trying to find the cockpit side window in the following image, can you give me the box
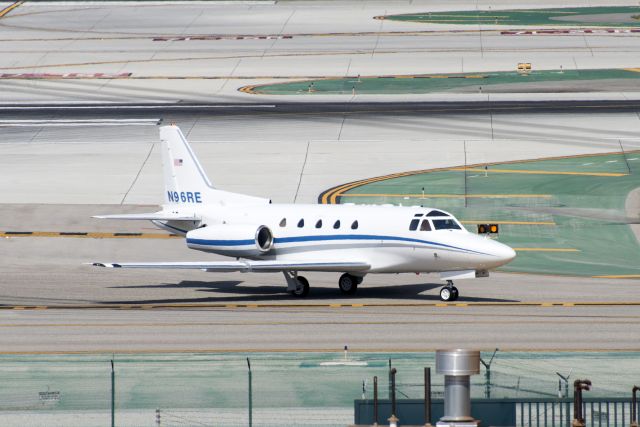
[409,219,419,231]
[420,219,432,231]
[433,218,461,230]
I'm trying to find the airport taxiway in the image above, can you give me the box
[1,0,640,355]
[2,201,640,353]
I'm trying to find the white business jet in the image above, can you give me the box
[93,125,516,301]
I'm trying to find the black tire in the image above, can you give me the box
[451,287,459,301]
[291,276,310,297]
[338,273,358,295]
[440,286,454,302]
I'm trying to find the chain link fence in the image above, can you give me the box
[1,352,638,426]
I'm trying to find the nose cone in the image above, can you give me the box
[493,241,517,266]
[484,239,516,267]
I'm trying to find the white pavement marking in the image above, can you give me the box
[0,119,160,127]
[0,105,276,110]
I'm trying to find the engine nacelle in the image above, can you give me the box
[186,224,274,257]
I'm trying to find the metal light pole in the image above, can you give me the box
[479,348,498,399]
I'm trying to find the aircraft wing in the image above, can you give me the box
[93,212,200,221]
[92,260,370,273]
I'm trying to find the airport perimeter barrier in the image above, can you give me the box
[0,352,638,427]
[354,397,640,427]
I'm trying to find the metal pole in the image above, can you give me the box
[373,376,378,426]
[632,386,639,427]
[480,348,498,400]
[573,379,591,427]
[388,359,392,398]
[424,367,432,427]
[388,368,399,427]
[247,358,252,427]
[485,368,491,399]
[111,359,115,427]
[390,368,397,418]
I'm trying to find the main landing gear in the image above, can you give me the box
[338,273,363,295]
[439,280,459,302]
[284,272,364,298]
[291,276,310,297]
[284,271,310,297]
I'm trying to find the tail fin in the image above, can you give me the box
[160,125,269,207]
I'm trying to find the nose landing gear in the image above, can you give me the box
[439,280,459,302]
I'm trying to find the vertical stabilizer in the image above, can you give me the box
[159,125,269,206]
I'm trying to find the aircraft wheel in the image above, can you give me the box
[451,287,459,301]
[291,276,310,297]
[338,273,358,295]
[440,286,455,302]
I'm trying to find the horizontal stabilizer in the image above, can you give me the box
[93,212,201,221]
[91,260,370,273]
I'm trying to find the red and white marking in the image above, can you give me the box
[0,72,132,79]
[153,35,293,41]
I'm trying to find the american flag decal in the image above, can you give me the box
[174,159,183,166]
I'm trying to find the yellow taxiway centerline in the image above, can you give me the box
[1,301,639,311]
[592,274,640,279]
[451,167,628,177]
[336,193,552,198]
[0,0,22,18]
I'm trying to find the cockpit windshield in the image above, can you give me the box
[432,218,462,230]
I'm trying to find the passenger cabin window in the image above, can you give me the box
[420,220,432,231]
[351,220,359,230]
[409,219,419,231]
[427,210,448,217]
[316,219,322,228]
[433,218,461,230]
[279,218,286,227]
[297,219,304,228]
[333,220,341,229]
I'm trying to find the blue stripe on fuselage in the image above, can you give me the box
[186,234,492,256]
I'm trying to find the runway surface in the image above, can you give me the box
[2,0,640,103]
[2,100,640,115]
